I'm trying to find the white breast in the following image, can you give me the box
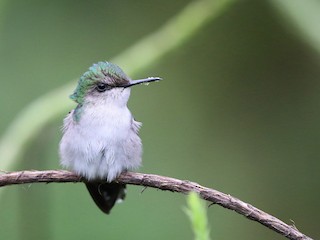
[59,103,142,181]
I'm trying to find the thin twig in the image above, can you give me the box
[0,170,313,240]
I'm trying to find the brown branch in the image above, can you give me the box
[0,170,313,240]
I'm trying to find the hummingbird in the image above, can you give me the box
[59,61,161,214]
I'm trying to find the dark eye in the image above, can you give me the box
[96,83,111,92]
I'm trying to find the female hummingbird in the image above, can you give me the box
[59,62,161,214]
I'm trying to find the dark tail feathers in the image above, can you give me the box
[85,182,126,214]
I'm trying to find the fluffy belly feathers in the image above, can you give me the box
[59,105,142,181]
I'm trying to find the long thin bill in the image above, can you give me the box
[120,77,162,88]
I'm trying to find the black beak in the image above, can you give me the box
[119,77,162,88]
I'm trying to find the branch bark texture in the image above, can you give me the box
[0,170,313,240]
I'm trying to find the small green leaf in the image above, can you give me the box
[184,192,211,240]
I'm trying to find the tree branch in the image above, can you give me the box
[0,170,313,240]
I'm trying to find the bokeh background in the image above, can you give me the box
[0,0,319,239]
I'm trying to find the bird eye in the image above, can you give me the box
[96,83,111,92]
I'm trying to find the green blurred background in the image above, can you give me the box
[0,0,319,239]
